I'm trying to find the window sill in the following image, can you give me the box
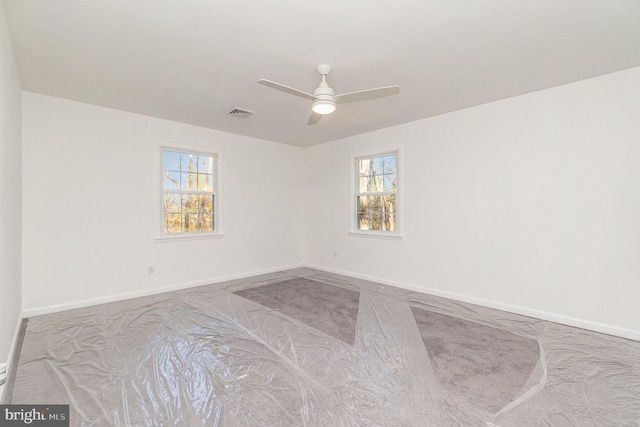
[348,231,404,241]
[155,232,225,242]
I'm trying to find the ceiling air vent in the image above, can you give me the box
[227,107,255,118]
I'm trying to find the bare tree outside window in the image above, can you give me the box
[162,149,216,233]
[356,153,397,232]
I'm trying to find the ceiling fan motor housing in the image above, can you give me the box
[312,77,336,114]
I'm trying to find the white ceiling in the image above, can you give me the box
[4,1,640,147]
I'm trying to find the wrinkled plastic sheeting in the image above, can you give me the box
[10,268,640,426]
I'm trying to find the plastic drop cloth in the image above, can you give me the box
[6,268,640,426]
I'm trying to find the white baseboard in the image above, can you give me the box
[1,312,23,403]
[22,263,305,318]
[305,263,640,342]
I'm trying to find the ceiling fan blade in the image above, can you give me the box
[307,112,322,125]
[257,79,314,100]
[334,85,400,104]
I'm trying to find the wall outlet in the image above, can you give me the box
[147,265,155,275]
[334,251,338,258]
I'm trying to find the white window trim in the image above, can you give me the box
[347,230,404,240]
[155,232,225,242]
[349,149,403,240]
[155,144,224,242]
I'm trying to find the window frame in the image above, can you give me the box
[350,150,403,240]
[156,145,223,241]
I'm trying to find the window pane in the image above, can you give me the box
[200,212,213,231]
[179,173,197,191]
[367,175,383,193]
[383,195,396,213]
[197,155,214,174]
[372,157,384,175]
[369,195,383,212]
[370,213,383,230]
[181,194,189,212]
[358,159,370,177]
[164,193,181,213]
[164,213,181,233]
[183,213,198,232]
[182,194,198,212]
[201,195,213,213]
[357,212,370,230]
[384,174,397,192]
[358,196,368,212]
[383,155,397,174]
[163,171,180,191]
[359,177,369,193]
[384,213,397,232]
[181,153,196,172]
[198,174,213,192]
[180,173,188,191]
[163,151,181,172]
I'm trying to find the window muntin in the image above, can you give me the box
[162,149,217,234]
[356,153,398,232]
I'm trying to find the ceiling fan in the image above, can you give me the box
[257,64,400,125]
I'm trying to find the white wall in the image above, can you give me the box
[0,2,22,363]
[22,93,305,312]
[19,67,640,339]
[304,67,640,338]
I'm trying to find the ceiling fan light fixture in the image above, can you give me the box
[312,98,336,115]
[257,64,399,125]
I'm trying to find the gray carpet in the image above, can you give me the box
[6,269,640,425]
[236,278,540,413]
[411,306,540,413]
[234,277,360,345]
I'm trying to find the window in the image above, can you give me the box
[162,148,217,234]
[356,152,398,232]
